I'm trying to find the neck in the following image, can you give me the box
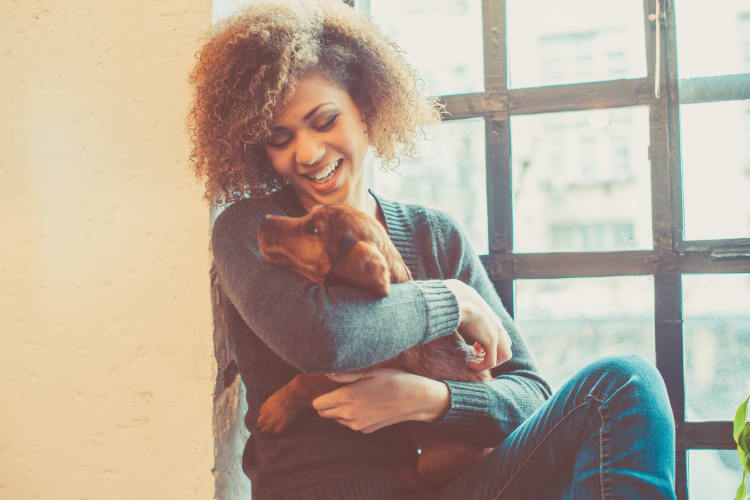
[296,170,378,218]
[295,183,384,229]
[348,184,385,228]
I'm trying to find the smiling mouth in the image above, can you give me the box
[304,159,342,184]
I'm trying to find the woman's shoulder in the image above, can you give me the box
[371,191,468,268]
[212,186,303,232]
[377,194,463,239]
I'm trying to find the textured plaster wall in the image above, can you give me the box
[1,1,216,499]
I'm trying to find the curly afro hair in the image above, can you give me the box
[187,0,443,203]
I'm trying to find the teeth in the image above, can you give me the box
[308,160,340,182]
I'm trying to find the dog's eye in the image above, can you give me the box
[303,220,319,235]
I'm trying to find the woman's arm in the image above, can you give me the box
[309,207,550,445]
[427,210,552,446]
[211,197,460,374]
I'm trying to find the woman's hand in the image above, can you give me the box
[444,279,513,371]
[312,368,450,434]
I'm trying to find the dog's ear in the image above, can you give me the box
[390,261,413,283]
[328,240,391,296]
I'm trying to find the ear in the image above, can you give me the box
[328,240,391,297]
[390,261,412,283]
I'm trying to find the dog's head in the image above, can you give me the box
[257,204,411,296]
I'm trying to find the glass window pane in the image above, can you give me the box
[683,274,750,421]
[688,450,743,500]
[506,0,646,88]
[212,0,250,22]
[515,276,655,390]
[680,101,750,240]
[511,107,652,253]
[371,0,484,96]
[676,0,750,79]
[371,118,488,253]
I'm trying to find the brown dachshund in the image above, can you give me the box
[256,203,492,489]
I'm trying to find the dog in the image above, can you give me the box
[256,203,493,489]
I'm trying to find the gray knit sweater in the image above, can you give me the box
[211,186,551,499]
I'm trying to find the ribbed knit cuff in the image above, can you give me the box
[413,279,460,343]
[439,379,491,426]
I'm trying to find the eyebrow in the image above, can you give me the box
[270,103,334,132]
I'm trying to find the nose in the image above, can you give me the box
[295,131,325,167]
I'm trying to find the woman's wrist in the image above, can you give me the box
[416,377,451,423]
[444,278,479,328]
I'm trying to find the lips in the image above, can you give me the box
[304,159,342,182]
[303,158,343,192]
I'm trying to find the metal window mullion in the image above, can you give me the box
[682,422,736,449]
[482,0,510,256]
[657,0,688,498]
[482,0,515,313]
[678,252,750,273]
[654,271,687,499]
[508,79,656,115]
[662,0,684,252]
[482,0,508,95]
[678,237,750,253]
[502,251,656,280]
[444,79,659,119]
[678,73,750,104]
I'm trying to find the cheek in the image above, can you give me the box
[343,129,369,162]
[355,125,370,157]
[264,148,290,177]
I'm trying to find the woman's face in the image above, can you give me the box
[264,73,370,211]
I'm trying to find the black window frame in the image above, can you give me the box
[355,0,750,498]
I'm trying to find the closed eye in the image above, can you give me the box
[314,114,338,131]
[266,131,292,149]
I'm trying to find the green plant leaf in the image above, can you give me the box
[735,397,750,499]
[735,396,749,443]
[743,425,750,456]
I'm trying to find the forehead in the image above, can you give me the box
[273,73,358,126]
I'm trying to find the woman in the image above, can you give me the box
[187,1,676,498]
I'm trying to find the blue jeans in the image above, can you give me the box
[433,355,676,499]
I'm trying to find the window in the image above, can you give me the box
[549,222,636,252]
[357,1,750,499]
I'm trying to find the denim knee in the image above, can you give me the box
[585,354,674,422]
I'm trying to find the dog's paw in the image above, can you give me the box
[257,394,297,435]
[362,257,390,296]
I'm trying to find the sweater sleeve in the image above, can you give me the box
[210,198,460,374]
[427,210,552,446]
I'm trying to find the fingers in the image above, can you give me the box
[312,394,334,412]
[315,406,347,420]
[449,279,514,370]
[468,326,513,371]
[314,404,380,433]
[468,344,495,371]
[498,328,513,363]
[312,386,349,411]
